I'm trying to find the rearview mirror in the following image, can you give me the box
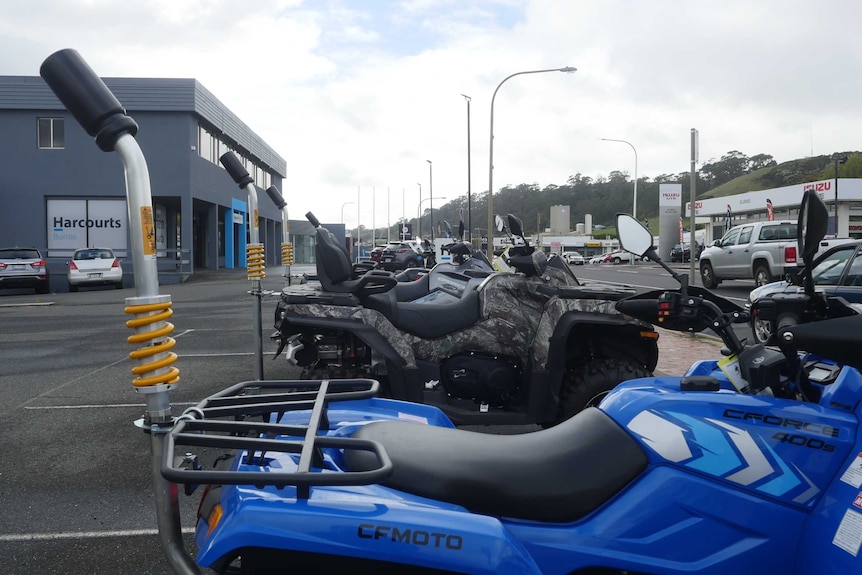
[797,189,828,269]
[615,213,654,257]
[495,214,506,233]
[507,214,524,238]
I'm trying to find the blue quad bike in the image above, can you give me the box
[40,48,862,575]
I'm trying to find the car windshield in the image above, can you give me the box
[74,249,114,260]
[811,246,855,286]
[0,249,41,259]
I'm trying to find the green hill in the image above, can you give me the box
[701,152,862,199]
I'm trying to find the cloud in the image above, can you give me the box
[6,0,862,227]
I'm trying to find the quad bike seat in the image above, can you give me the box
[345,407,648,523]
[364,287,481,339]
[309,212,397,297]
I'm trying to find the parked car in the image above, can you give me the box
[0,247,49,294]
[746,240,862,344]
[368,245,387,265]
[699,220,798,288]
[670,243,703,263]
[377,240,424,271]
[67,247,124,291]
[563,251,585,265]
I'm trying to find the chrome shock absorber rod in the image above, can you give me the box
[40,49,199,575]
[265,185,292,287]
[220,152,265,380]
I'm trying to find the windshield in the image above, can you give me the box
[811,246,855,286]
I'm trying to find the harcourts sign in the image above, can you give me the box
[47,199,128,256]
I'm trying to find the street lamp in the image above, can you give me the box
[416,182,422,238]
[487,66,577,260]
[418,197,446,227]
[599,138,638,221]
[340,201,355,224]
[427,160,434,240]
[834,154,848,236]
[461,94,472,243]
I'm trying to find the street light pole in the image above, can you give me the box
[834,155,848,236]
[427,160,434,240]
[416,183,422,238]
[340,201,355,224]
[418,197,446,228]
[487,66,577,260]
[599,138,638,220]
[461,94,472,243]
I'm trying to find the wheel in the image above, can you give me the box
[403,258,418,269]
[68,283,78,293]
[556,357,651,423]
[754,264,773,287]
[115,280,124,289]
[751,317,774,345]
[613,257,622,264]
[36,281,49,294]
[700,261,718,289]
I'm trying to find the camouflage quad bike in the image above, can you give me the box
[272,213,659,426]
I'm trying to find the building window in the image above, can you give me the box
[38,118,64,149]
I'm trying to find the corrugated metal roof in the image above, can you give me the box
[0,75,285,176]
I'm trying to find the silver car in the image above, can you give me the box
[0,247,49,294]
[67,247,124,291]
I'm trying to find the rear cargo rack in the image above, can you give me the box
[161,378,392,498]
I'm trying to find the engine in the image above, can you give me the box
[440,352,523,405]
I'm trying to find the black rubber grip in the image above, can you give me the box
[39,48,138,152]
[266,186,287,209]
[219,151,254,187]
[306,212,320,227]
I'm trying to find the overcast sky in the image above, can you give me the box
[6,0,862,228]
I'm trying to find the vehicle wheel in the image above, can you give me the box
[36,281,50,294]
[115,281,124,289]
[751,318,774,345]
[403,258,418,269]
[613,257,622,264]
[700,261,718,289]
[556,357,651,424]
[68,283,78,293]
[754,264,773,287]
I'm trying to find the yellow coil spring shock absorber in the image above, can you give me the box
[247,242,266,280]
[125,297,180,388]
[281,242,294,265]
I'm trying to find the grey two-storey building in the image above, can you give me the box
[0,75,339,291]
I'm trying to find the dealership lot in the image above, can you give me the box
[0,268,302,574]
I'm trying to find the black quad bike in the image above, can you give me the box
[272,213,659,426]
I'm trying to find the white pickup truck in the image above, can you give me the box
[698,220,798,288]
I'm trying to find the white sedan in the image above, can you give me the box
[67,247,124,291]
[563,251,585,265]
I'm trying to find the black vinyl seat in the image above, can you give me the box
[345,407,648,523]
[308,212,397,297]
[364,287,481,339]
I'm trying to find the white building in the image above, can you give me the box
[686,178,862,243]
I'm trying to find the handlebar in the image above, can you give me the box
[266,186,287,210]
[219,151,254,187]
[306,212,321,227]
[39,49,138,152]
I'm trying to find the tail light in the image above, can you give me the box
[397,249,407,253]
[69,261,79,270]
[0,263,6,270]
[111,259,120,268]
[784,245,797,264]
[31,259,47,269]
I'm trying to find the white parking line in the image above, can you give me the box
[0,527,195,542]
[24,402,199,410]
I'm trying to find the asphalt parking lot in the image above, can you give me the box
[0,267,303,575]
